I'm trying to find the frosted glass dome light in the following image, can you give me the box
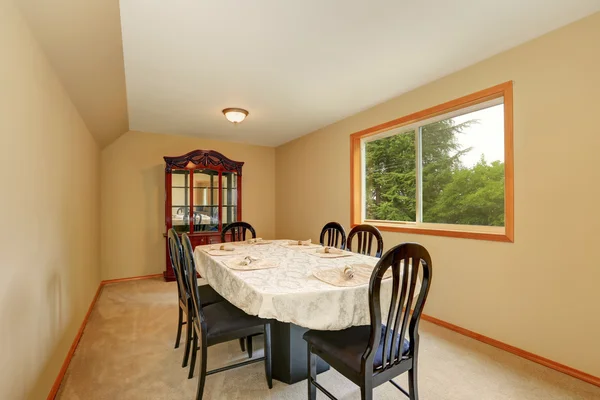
[222,108,249,124]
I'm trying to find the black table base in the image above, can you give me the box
[270,321,330,384]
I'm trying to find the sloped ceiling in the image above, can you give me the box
[18,0,129,148]
[15,1,600,148]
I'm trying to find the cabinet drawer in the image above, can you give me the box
[205,234,221,245]
[188,235,206,247]
[187,234,223,248]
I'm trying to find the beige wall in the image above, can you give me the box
[276,13,600,376]
[0,2,101,399]
[17,0,129,148]
[101,130,276,280]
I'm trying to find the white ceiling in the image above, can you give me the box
[120,0,600,147]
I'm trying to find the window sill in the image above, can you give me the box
[359,221,513,243]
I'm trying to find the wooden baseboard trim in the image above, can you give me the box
[46,284,104,400]
[101,273,163,285]
[47,273,165,399]
[421,314,600,388]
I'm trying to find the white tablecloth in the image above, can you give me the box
[193,240,397,330]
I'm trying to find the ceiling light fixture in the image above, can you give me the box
[222,108,249,124]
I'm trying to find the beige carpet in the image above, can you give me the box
[56,278,600,400]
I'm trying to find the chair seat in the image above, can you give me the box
[303,325,410,376]
[198,284,224,307]
[203,300,264,342]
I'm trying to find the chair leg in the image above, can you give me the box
[408,365,419,400]
[188,331,198,379]
[307,344,316,400]
[247,335,253,358]
[264,324,272,389]
[361,384,373,400]
[182,311,192,367]
[195,340,208,400]
[174,306,183,349]
[239,337,246,352]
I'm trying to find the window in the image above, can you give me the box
[350,82,513,242]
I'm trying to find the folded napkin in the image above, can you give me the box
[239,255,259,265]
[312,264,392,287]
[343,265,355,279]
[318,246,343,254]
[312,247,353,258]
[203,244,236,256]
[212,244,234,251]
[222,256,278,271]
[247,238,273,245]
[288,239,312,246]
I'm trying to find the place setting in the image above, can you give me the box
[309,246,354,259]
[280,239,323,249]
[312,263,392,287]
[222,255,279,271]
[201,243,240,256]
[223,237,275,247]
[202,238,276,256]
[246,238,274,245]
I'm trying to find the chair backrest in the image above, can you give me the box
[221,221,256,242]
[319,222,346,249]
[347,224,384,258]
[362,243,432,375]
[181,233,207,331]
[167,229,189,303]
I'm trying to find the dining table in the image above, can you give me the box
[193,239,396,384]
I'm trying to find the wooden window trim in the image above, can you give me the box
[350,81,514,242]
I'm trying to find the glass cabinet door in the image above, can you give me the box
[171,170,190,233]
[222,172,238,226]
[193,169,219,232]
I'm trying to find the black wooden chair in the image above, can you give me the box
[221,221,256,243]
[347,224,384,258]
[167,229,224,369]
[304,243,433,400]
[181,233,273,399]
[319,222,347,249]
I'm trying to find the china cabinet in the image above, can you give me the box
[163,150,243,281]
